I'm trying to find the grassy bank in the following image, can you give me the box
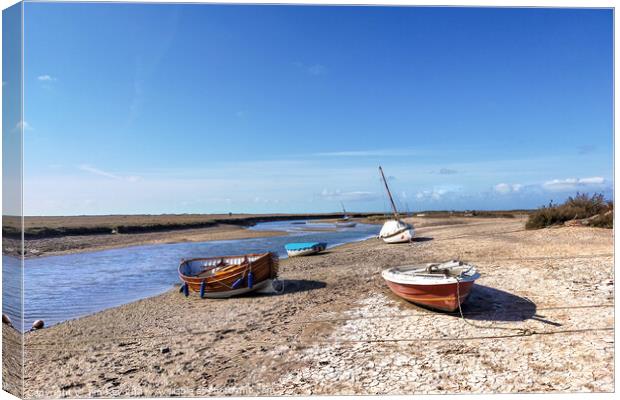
[526,193,613,230]
[3,212,385,239]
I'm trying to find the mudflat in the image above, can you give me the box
[10,217,613,397]
[4,213,383,257]
[20,224,287,258]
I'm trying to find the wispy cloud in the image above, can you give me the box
[416,188,449,201]
[307,64,327,75]
[438,168,458,175]
[542,176,606,192]
[319,189,379,202]
[577,145,596,155]
[14,120,33,131]
[314,148,420,157]
[493,177,609,195]
[494,183,523,194]
[78,164,141,182]
[415,185,463,202]
[37,74,57,82]
[294,61,327,76]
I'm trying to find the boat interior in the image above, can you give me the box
[180,255,263,277]
[395,261,475,278]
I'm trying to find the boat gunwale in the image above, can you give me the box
[179,252,270,265]
[178,252,274,280]
[382,264,480,286]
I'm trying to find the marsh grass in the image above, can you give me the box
[525,193,613,230]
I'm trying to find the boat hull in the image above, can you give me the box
[286,243,327,257]
[336,221,357,228]
[200,279,272,298]
[384,279,475,312]
[179,253,278,298]
[382,228,415,243]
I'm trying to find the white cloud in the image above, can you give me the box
[320,189,379,202]
[542,177,606,192]
[78,164,141,182]
[37,74,57,82]
[14,120,33,131]
[577,177,605,185]
[494,183,522,194]
[416,188,448,201]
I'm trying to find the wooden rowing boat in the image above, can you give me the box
[382,260,480,312]
[178,252,279,298]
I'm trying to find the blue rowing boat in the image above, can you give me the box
[284,242,327,257]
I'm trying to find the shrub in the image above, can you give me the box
[525,192,613,230]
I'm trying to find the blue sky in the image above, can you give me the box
[13,4,613,215]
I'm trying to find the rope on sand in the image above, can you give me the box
[17,326,614,353]
[18,300,614,348]
[455,277,534,336]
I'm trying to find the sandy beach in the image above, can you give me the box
[5,216,614,397]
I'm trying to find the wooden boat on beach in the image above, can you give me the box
[382,260,480,312]
[378,166,415,243]
[285,242,327,257]
[178,252,279,298]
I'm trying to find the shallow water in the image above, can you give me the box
[2,220,379,330]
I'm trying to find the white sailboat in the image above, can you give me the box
[336,202,357,227]
[378,166,415,243]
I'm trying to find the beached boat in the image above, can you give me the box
[378,166,415,243]
[336,202,357,227]
[382,260,480,312]
[178,252,279,298]
[379,220,414,243]
[285,242,327,257]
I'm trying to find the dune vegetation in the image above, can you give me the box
[526,193,613,230]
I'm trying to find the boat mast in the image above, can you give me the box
[379,166,400,220]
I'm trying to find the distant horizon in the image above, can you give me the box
[3,4,613,216]
[14,200,603,218]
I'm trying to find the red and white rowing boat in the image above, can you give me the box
[382,260,480,312]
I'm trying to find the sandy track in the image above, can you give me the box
[7,217,613,397]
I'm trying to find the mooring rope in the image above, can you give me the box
[455,276,534,336]
[16,326,614,353]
